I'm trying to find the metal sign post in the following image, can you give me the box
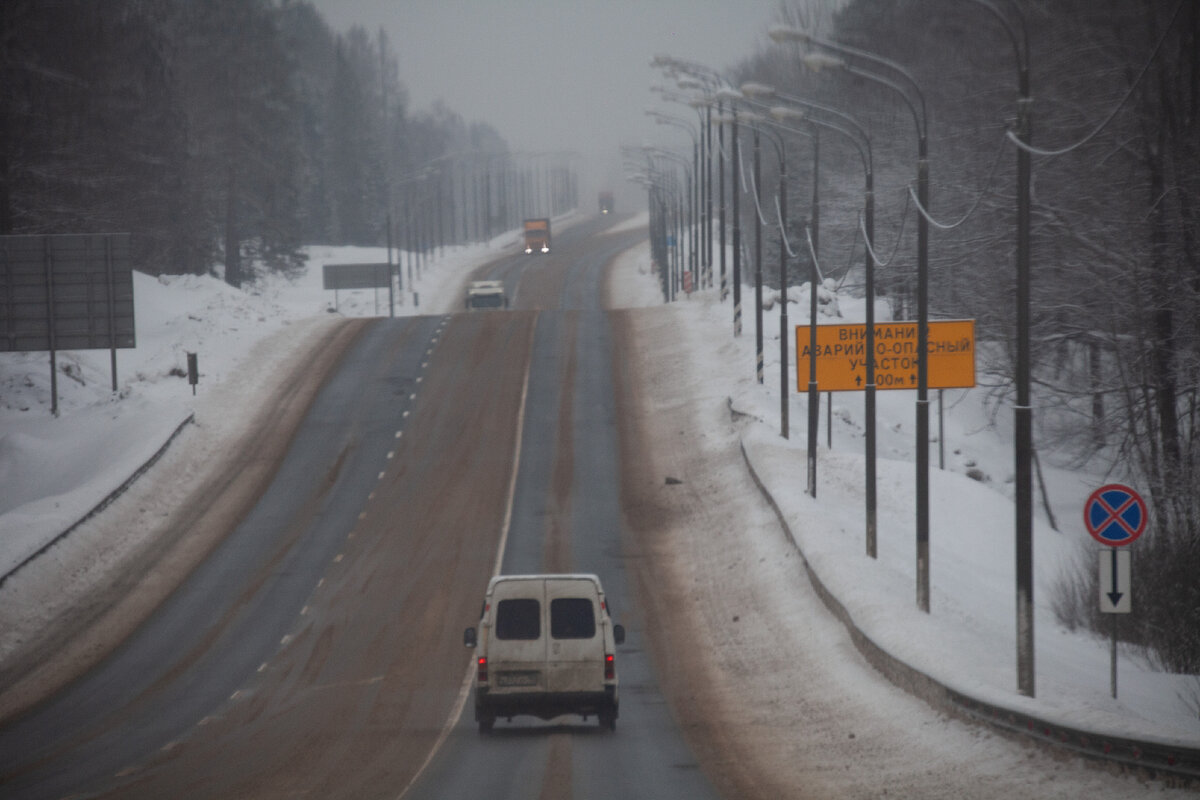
[1099,548,1132,698]
[1084,483,1144,700]
[1,233,136,415]
[321,263,392,315]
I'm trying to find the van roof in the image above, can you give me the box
[486,573,603,591]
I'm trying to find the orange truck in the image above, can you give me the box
[523,218,551,254]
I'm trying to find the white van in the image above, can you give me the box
[465,279,508,310]
[463,574,626,732]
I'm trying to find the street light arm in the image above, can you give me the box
[751,85,873,176]
[840,63,925,147]
[962,0,1029,85]
[772,25,928,138]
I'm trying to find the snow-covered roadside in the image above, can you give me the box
[0,221,560,582]
[606,237,1200,752]
[0,227,544,676]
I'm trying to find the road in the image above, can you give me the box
[0,216,720,799]
[1,215,1160,800]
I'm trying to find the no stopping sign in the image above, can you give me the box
[1084,484,1146,546]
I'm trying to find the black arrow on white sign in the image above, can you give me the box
[1107,549,1123,608]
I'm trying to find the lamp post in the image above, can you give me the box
[647,112,702,292]
[745,83,879,555]
[658,57,726,290]
[959,0,1035,698]
[772,25,933,612]
[723,110,790,440]
[678,78,713,282]
[646,147,695,299]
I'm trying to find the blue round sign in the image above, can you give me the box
[1084,484,1146,546]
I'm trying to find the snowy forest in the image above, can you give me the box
[1,0,515,286]
[725,0,1198,670]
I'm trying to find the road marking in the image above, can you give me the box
[387,450,395,459]
[395,316,537,800]
[395,430,403,438]
[334,553,344,563]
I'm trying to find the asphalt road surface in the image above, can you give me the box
[0,216,721,799]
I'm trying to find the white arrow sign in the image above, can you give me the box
[1099,549,1131,614]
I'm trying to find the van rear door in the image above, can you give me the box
[490,581,547,691]
[544,577,606,694]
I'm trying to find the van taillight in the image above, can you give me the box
[604,653,615,680]
[477,656,488,683]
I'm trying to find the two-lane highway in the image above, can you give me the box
[404,222,720,799]
[0,216,722,799]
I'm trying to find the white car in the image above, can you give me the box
[464,574,625,732]
[465,280,508,310]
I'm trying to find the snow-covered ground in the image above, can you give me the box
[1,212,1197,769]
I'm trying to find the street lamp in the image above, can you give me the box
[744,82,879,554]
[762,106,821,495]
[645,146,695,299]
[653,55,727,291]
[722,109,791,441]
[717,86,764,380]
[772,24,933,612]
[959,0,1035,699]
[647,111,701,292]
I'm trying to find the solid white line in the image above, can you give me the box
[394,314,538,800]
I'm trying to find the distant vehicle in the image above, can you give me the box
[464,573,625,732]
[465,280,508,310]
[523,218,551,254]
[599,191,614,215]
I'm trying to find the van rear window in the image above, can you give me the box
[550,598,596,639]
[495,599,540,640]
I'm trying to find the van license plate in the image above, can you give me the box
[496,671,538,687]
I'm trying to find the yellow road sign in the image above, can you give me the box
[795,320,976,392]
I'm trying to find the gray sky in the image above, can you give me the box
[308,0,786,199]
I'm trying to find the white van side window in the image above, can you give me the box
[496,598,540,640]
[550,598,596,639]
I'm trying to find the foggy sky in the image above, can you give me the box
[308,0,785,198]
